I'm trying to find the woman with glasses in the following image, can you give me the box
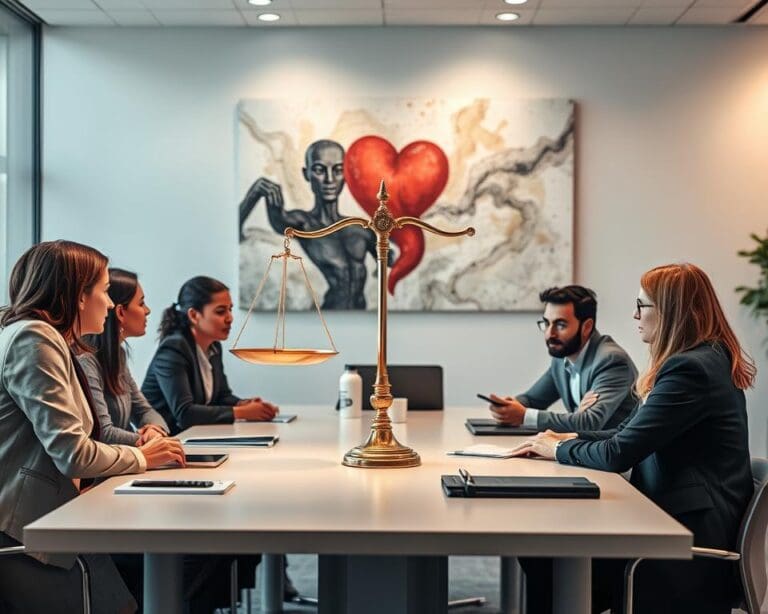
[512,263,755,614]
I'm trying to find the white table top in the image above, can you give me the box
[24,406,691,559]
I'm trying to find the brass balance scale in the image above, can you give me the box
[231,180,474,468]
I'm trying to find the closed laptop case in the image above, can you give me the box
[465,419,540,436]
[441,475,600,499]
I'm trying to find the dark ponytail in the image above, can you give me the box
[159,276,229,341]
[83,268,139,397]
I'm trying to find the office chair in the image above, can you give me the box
[624,457,768,614]
[0,544,92,614]
[343,364,444,410]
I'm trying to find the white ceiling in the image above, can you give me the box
[19,0,768,27]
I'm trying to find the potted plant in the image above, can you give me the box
[736,231,768,331]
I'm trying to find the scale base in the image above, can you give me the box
[342,430,421,468]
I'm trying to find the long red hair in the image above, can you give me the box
[636,263,756,397]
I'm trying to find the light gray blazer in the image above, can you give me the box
[78,350,169,446]
[0,320,145,568]
[516,330,638,432]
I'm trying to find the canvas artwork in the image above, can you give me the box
[237,98,574,312]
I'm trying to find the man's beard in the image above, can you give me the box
[546,323,584,358]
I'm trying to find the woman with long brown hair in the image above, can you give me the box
[512,263,755,613]
[79,268,169,445]
[0,241,185,613]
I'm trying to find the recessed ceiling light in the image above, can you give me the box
[503,0,528,4]
[248,0,272,5]
[257,12,280,22]
[496,12,520,22]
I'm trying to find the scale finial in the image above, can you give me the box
[377,180,389,205]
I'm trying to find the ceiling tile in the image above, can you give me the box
[152,9,246,25]
[640,0,690,5]
[676,6,744,22]
[35,9,115,25]
[291,0,380,7]
[534,7,636,24]
[692,0,752,6]
[539,0,641,7]
[749,5,768,23]
[108,10,161,25]
[385,0,496,7]
[93,0,145,8]
[24,0,97,8]
[385,9,481,25]
[488,0,542,7]
[480,8,536,24]
[241,9,299,25]
[142,0,237,8]
[294,9,383,25]
[628,6,685,23]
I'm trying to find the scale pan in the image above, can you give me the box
[229,348,338,366]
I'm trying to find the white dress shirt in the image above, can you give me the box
[195,343,214,404]
[523,339,591,428]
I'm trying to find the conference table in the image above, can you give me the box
[24,406,691,614]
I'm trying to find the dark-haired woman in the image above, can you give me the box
[79,268,169,446]
[142,276,286,603]
[511,263,755,614]
[142,275,278,435]
[0,240,185,614]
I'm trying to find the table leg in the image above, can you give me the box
[319,555,447,614]
[552,557,590,614]
[500,556,524,614]
[144,553,183,614]
[261,553,284,613]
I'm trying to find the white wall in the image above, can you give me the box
[41,26,768,455]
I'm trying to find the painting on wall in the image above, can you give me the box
[237,98,574,312]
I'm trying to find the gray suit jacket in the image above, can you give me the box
[516,330,638,431]
[78,350,169,446]
[0,320,144,568]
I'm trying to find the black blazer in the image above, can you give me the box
[141,332,240,435]
[557,342,753,552]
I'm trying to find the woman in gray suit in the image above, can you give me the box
[0,241,185,614]
[79,268,169,446]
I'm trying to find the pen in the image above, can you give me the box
[458,467,476,497]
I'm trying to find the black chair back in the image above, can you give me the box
[342,364,444,410]
[738,457,768,613]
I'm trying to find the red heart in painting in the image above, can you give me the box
[344,136,449,295]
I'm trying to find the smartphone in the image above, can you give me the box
[271,414,297,423]
[155,453,228,470]
[185,454,228,468]
[132,480,214,488]
[477,393,506,406]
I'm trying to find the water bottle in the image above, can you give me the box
[339,367,363,419]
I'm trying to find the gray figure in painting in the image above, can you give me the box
[239,139,391,309]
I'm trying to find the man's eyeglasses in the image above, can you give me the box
[635,298,654,318]
[537,319,569,332]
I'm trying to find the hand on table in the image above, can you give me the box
[234,397,279,422]
[137,424,167,445]
[508,430,578,460]
[488,394,526,426]
[139,436,186,469]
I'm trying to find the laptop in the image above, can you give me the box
[465,419,540,436]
